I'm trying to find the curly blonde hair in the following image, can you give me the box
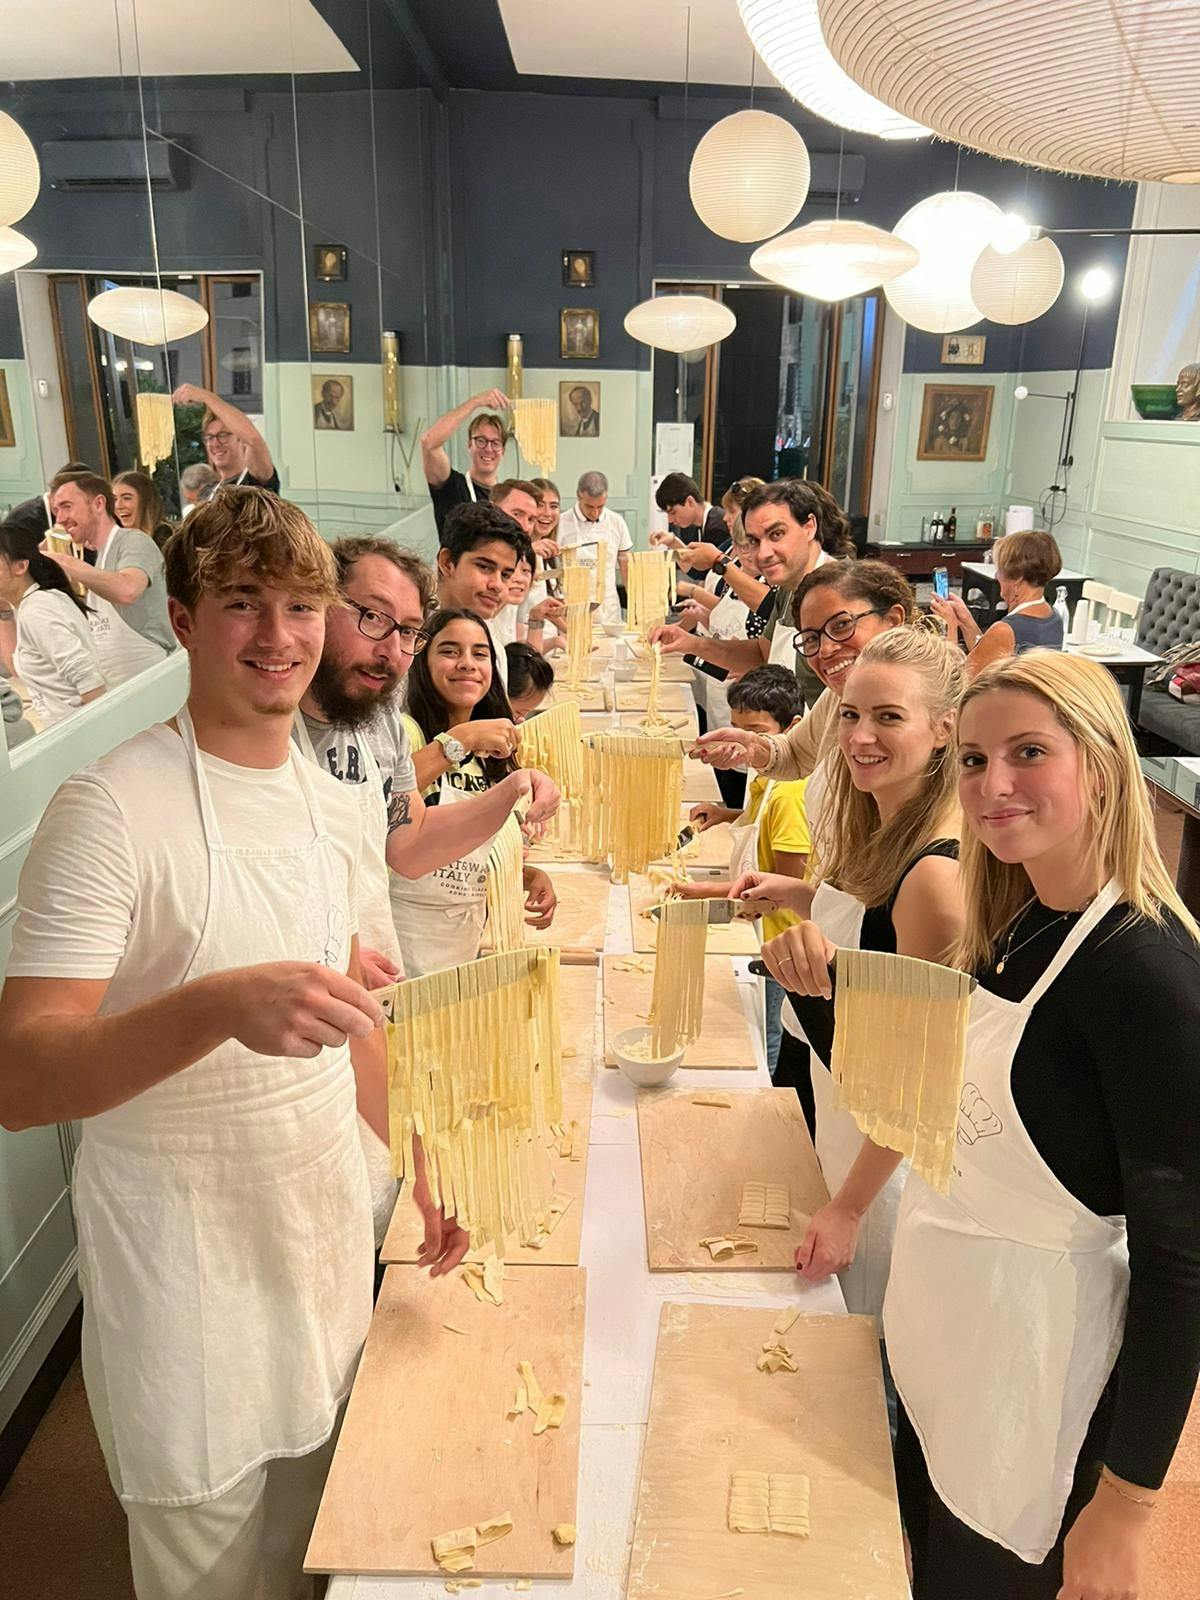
[164,485,338,611]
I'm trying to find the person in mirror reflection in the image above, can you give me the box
[179,461,219,518]
[555,469,632,628]
[313,378,346,430]
[44,474,176,688]
[886,651,1200,1600]
[422,387,513,540]
[113,470,176,550]
[173,382,280,497]
[931,530,1064,675]
[563,383,600,436]
[5,457,92,543]
[1176,361,1200,421]
[0,522,106,729]
[0,487,470,1600]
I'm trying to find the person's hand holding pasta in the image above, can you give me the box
[647,623,692,655]
[689,803,739,832]
[759,920,836,1000]
[690,726,772,771]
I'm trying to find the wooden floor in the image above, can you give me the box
[0,802,1191,1599]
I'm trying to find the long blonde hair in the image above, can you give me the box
[818,627,964,905]
[954,650,1200,969]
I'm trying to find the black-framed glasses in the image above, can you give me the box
[347,599,428,654]
[797,608,885,657]
[203,430,234,446]
[469,435,504,452]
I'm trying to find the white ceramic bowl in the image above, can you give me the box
[602,621,626,638]
[612,1025,684,1087]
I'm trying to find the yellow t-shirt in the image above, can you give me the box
[745,774,811,942]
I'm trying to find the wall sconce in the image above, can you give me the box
[381,330,401,434]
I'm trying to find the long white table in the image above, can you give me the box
[326,828,846,1597]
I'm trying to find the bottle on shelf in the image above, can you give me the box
[945,506,958,542]
[929,511,944,542]
[1053,585,1071,638]
[920,516,929,542]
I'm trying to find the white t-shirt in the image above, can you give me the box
[489,604,520,653]
[13,586,107,725]
[8,724,363,1003]
[486,617,510,691]
[557,504,633,627]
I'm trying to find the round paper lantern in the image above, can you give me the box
[884,191,1002,334]
[816,0,1200,183]
[0,112,39,227]
[624,295,737,355]
[1079,266,1116,303]
[737,0,929,140]
[751,219,919,301]
[970,237,1065,325]
[689,110,811,243]
[87,286,209,346]
[0,225,37,275]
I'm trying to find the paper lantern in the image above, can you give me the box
[0,112,39,228]
[87,286,209,346]
[689,110,811,243]
[0,225,36,276]
[970,237,1065,325]
[737,0,928,140]
[1079,266,1116,303]
[751,219,918,301]
[624,295,737,355]
[884,191,1002,334]
[816,0,1200,183]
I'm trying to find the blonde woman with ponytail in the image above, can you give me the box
[731,627,966,1323]
[884,650,1200,1600]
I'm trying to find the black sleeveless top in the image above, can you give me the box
[787,838,960,1068]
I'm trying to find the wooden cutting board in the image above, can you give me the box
[614,681,693,713]
[652,812,732,874]
[680,757,722,805]
[551,682,608,713]
[602,954,756,1070]
[526,868,610,955]
[617,709,700,740]
[558,960,600,1077]
[306,1266,586,1578]
[628,876,758,956]
[626,1303,908,1599]
[637,1088,828,1271]
[381,1073,593,1267]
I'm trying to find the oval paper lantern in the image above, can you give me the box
[0,225,37,276]
[87,286,209,346]
[689,109,811,243]
[816,0,1200,183]
[0,112,40,227]
[624,295,737,355]
[970,237,1065,325]
[738,0,929,140]
[751,219,919,301]
[884,191,1002,334]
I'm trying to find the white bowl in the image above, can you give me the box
[602,621,626,638]
[612,1026,684,1087]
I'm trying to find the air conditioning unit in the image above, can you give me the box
[808,152,865,205]
[42,138,184,193]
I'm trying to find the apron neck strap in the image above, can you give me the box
[179,705,327,848]
[1021,879,1123,1009]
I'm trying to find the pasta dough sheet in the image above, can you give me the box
[517,698,585,855]
[581,731,686,883]
[830,947,973,1194]
[625,549,675,638]
[511,398,556,475]
[647,896,708,1057]
[484,814,526,954]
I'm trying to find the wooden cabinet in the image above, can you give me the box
[872,540,991,583]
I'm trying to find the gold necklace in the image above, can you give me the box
[995,900,1074,974]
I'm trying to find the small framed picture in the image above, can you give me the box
[562,250,595,288]
[941,333,987,366]
[312,374,354,431]
[314,244,347,282]
[559,380,601,438]
[0,371,14,447]
[917,383,995,462]
[310,301,351,354]
[561,307,599,361]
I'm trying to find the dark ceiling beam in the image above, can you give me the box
[379,0,448,99]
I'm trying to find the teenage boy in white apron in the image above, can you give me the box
[0,489,466,1600]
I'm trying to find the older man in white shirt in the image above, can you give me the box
[555,470,632,628]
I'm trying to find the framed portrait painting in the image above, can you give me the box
[310,301,351,354]
[312,374,354,431]
[917,384,994,463]
[560,307,599,360]
[559,381,601,438]
[562,250,595,288]
[0,371,14,447]
[314,244,348,282]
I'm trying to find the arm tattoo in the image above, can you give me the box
[387,791,413,833]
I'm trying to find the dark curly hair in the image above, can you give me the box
[742,479,854,558]
[790,559,919,632]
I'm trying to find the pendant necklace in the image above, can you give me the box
[995,901,1073,974]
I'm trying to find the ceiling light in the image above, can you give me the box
[1014,385,1030,400]
[1079,266,1115,303]
[970,237,1065,324]
[87,286,209,345]
[0,112,40,228]
[738,0,929,140]
[884,191,1002,333]
[689,110,811,242]
[0,225,37,275]
[816,0,1200,183]
[624,295,737,354]
[750,219,919,301]
[990,211,1032,254]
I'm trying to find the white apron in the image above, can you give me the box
[703,581,751,749]
[884,881,1129,1563]
[804,881,909,1325]
[292,713,400,1246]
[88,527,167,687]
[728,777,774,886]
[389,776,495,978]
[779,753,832,1045]
[76,710,373,1506]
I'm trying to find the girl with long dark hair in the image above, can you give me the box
[0,522,106,726]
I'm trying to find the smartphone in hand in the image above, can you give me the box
[933,566,950,601]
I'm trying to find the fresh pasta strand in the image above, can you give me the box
[385,948,564,1254]
[516,699,585,853]
[625,549,674,638]
[829,947,974,1194]
[563,598,593,691]
[484,813,526,953]
[136,392,175,470]
[648,897,708,1056]
[581,730,685,882]
[511,397,556,475]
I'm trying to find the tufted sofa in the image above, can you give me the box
[1135,567,1200,755]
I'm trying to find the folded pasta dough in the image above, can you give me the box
[829,947,973,1194]
[511,398,556,475]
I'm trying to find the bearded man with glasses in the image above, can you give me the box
[295,534,559,1245]
[172,382,280,499]
[421,387,516,540]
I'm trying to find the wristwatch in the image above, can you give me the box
[435,731,468,766]
[712,556,729,578]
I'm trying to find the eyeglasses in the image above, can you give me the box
[203,430,234,446]
[469,436,504,452]
[797,608,884,657]
[347,599,428,654]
